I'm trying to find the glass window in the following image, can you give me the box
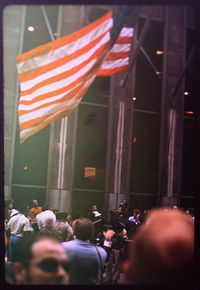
[12,126,50,186]
[74,104,108,190]
[83,77,110,105]
[181,118,194,196]
[184,27,196,114]
[130,112,160,194]
[88,6,109,22]
[72,190,104,217]
[23,6,58,52]
[134,19,163,112]
[12,186,46,209]
[128,194,157,212]
[12,6,58,187]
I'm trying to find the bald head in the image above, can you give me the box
[124,209,194,284]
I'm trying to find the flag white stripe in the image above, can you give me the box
[119,27,134,37]
[19,82,81,111]
[100,57,129,70]
[19,97,81,123]
[20,33,110,91]
[20,127,38,139]
[17,18,113,74]
[19,74,96,124]
[20,58,97,101]
[109,43,131,53]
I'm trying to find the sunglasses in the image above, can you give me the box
[36,258,70,273]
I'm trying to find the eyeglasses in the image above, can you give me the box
[36,258,70,273]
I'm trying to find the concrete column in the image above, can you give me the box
[158,6,186,207]
[46,6,88,212]
[105,70,135,213]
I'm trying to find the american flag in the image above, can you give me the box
[98,27,134,75]
[16,7,138,143]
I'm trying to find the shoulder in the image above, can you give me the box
[62,239,77,248]
[96,245,107,255]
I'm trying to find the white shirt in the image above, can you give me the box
[7,213,33,237]
[35,210,56,230]
[93,211,101,217]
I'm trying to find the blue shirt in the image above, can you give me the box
[62,239,107,284]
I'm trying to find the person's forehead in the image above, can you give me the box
[31,239,67,261]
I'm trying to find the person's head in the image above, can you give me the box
[123,209,194,285]
[13,233,69,285]
[172,205,178,210]
[32,200,39,207]
[117,207,123,215]
[92,205,97,211]
[72,218,94,241]
[5,199,13,220]
[132,209,140,218]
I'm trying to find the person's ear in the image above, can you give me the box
[13,262,27,284]
[122,259,134,284]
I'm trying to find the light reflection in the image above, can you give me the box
[27,26,35,32]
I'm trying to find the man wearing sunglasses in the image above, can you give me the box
[9,233,70,284]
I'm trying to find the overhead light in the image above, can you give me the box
[133,97,136,101]
[27,26,35,32]
[185,111,194,115]
[155,71,162,75]
[156,50,164,55]
[184,91,189,96]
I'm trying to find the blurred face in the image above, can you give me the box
[117,207,123,214]
[92,205,97,211]
[6,202,13,219]
[16,239,69,284]
[33,200,38,207]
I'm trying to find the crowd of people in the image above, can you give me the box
[4,198,195,285]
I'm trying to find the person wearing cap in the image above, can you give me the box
[6,204,33,262]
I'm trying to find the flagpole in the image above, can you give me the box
[122,6,154,91]
[41,6,55,41]
[140,46,162,79]
[112,7,154,208]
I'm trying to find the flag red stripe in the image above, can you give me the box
[19,29,111,83]
[16,10,112,63]
[97,65,128,76]
[20,42,109,97]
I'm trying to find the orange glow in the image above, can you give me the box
[185,111,194,115]
[156,50,164,55]
[155,71,162,75]
[84,167,96,178]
